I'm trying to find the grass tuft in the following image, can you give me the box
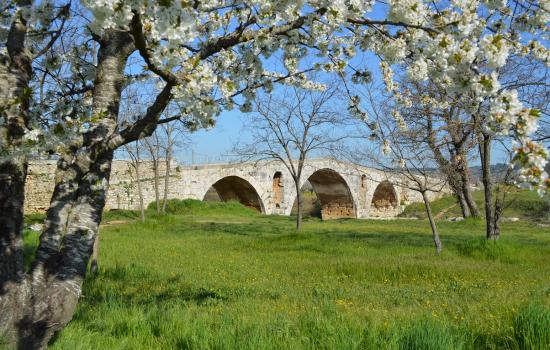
[513,303,550,350]
[455,237,518,263]
[397,318,464,350]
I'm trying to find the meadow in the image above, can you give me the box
[22,197,550,349]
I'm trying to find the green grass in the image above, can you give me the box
[21,200,550,349]
[401,189,550,221]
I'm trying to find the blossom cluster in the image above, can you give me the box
[2,0,548,193]
[365,0,549,193]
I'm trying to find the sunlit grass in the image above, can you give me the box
[22,199,550,349]
[401,189,549,221]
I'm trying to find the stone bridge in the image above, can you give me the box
[25,158,444,219]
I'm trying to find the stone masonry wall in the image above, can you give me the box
[24,160,184,213]
[24,159,449,218]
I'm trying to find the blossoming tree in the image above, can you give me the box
[0,0,548,348]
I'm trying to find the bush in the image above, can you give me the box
[513,304,550,350]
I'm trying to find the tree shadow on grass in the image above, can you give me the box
[81,266,228,309]
[188,219,546,264]
[182,221,289,237]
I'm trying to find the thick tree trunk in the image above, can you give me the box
[0,157,29,346]
[0,3,34,345]
[480,133,498,240]
[422,191,442,254]
[0,30,136,349]
[295,181,303,232]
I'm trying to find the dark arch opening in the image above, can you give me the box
[292,168,355,220]
[370,181,398,217]
[203,176,264,212]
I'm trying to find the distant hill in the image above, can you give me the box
[468,163,511,185]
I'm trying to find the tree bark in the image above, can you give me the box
[457,153,480,218]
[426,116,471,218]
[461,178,480,218]
[162,131,172,214]
[135,152,146,223]
[90,234,100,275]
[479,132,498,240]
[295,181,303,232]
[152,156,160,214]
[454,183,470,218]
[0,29,136,349]
[493,192,504,238]
[422,191,442,254]
[0,2,34,345]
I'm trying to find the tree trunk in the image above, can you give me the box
[0,3,34,345]
[153,157,160,214]
[493,194,503,238]
[422,191,442,254]
[295,181,303,232]
[90,234,100,275]
[426,118,470,218]
[462,182,480,218]
[162,139,172,214]
[454,185,470,218]
[0,29,136,349]
[135,155,146,223]
[0,157,29,346]
[480,132,498,240]
[458,158,480,218]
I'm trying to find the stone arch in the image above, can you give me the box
[202,176,265,213]
[370,181,399,217]
[272,171,284,209]
[295,168,356,220]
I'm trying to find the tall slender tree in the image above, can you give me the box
[234,84,348,231]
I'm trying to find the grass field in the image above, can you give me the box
[401,188,550,221]
[22,198,550,349]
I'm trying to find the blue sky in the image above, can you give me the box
[162,2,526,167]
[181,110,245,164]
[176,3,392,165]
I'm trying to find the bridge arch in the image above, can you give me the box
[369,180,399,217]
[291,168,356,220]
[202,175,265,213]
